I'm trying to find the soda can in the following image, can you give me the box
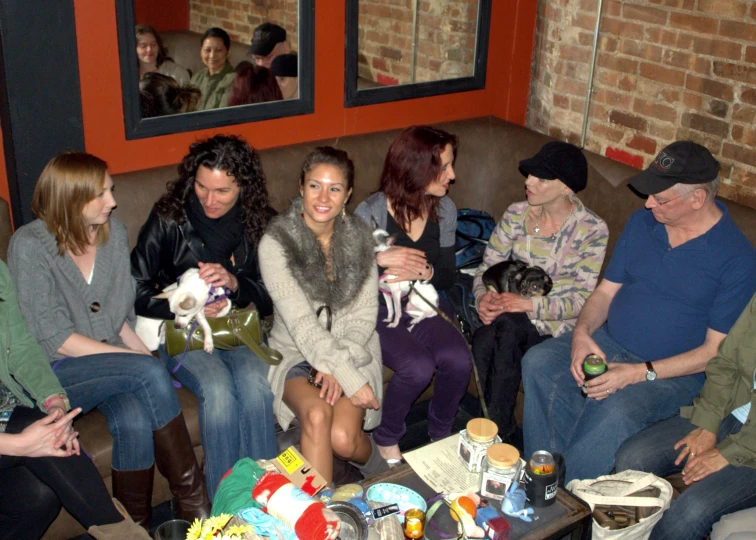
[529,450,556,476]
[582,354,607,397]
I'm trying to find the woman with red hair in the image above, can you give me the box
[356,125,472,464]
[227,61,283,106]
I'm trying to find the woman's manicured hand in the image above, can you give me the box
[674,427,717,466]
[681,448,728,485]
[376,246,427,281]
[315,372,343,405]
[198,261,238,292]
[15,408,82,458]
[349,384,379,410]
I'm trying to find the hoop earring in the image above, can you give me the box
[341,205,346,224]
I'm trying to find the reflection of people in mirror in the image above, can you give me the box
[459,443,472,464]
[140,72,201,118]
[248,23,291,69]
[227,61,282,106]
[271,53,298,100]
[190,27,236,110]
[135,24,190,85]
[485,479,507,496]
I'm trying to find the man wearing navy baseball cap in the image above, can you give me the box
[248,22,290,68]
[522,140,756,489]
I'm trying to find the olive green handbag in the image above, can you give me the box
[164,306,283,365]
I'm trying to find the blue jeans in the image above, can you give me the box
[521,326,703,483]
[53,353,181,471]
[159,346,277,500]
[616,414,756,540]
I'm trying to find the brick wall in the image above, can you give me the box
[189,0,298,50]
[358,0,477,85]
[527,0,756,207]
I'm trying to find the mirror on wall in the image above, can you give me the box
[345,0,491,107]
[116,0,314,139]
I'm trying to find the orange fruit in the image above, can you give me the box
[450,496,477,521]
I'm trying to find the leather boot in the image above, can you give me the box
[153,412,211,521]
[111,466,154,529]
[87,498,152,539]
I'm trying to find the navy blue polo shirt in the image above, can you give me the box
[604,202,756,378]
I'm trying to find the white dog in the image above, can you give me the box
[135,268,232,353]
[372,228,439,331]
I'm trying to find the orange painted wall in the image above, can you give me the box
[133,0,188,31]
[0,126,8,213]
[0,0,536,198]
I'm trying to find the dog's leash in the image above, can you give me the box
[407,282,490,420]
[168,284,232,388]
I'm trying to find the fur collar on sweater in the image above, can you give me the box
[266,197,375,311]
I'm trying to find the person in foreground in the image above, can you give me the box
[355,125,472,464]
[8,152,210,528]
[615,293,756,540]
[260,147,386,485]
[190,27,236,110]
[472,141,608,444]
[131,135,278,500]
[0,259,150,539]
[522,141,756,483]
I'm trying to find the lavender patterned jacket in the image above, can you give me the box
[472,198,609,337]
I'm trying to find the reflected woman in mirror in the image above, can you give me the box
[227,61,282,106]
[355,126,472,465]
[131,135,278,500]
[135,24,190,85]
[140,72,201,118]
[191,27,236,110]
[8,152,210,528]
[260,147,387,485]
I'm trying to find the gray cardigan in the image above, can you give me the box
[8,218,137,360]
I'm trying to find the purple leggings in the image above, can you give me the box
[373,299,472,446]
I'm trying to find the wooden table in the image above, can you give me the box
[363,463,591,540]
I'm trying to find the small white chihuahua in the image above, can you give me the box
[372,228,439,331]
[135,268,232,353]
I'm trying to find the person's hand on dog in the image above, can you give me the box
[582,363,641,400]
[570,329,606,385]
[681,447,728,485]
[314,372,342,405]
[349,384,379,410]
[198,261,238,292]
[478,291,504,324]
[498,292,534,313]
[376,246,427,281]
[204,298,229,319]
[674,427,717,467]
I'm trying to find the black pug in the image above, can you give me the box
[482,260,553,297]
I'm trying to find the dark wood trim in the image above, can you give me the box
[344,0,492,108]
[116,0,315,139]
[0,0,85,226]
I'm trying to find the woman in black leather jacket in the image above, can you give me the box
[131,135,277,501]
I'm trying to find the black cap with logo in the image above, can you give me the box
[629,141,720,195]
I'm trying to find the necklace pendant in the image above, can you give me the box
[534,226,540,233]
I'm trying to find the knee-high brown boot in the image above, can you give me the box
[111,466,154,529]
[153,412,211,521]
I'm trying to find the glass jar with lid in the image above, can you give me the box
[457,418,501,473]
[480,443,521,501]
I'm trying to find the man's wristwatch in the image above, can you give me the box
[645,361,657,381]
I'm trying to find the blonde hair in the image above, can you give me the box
[32,151,110,256]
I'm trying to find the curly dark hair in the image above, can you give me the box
[155,135,271,245]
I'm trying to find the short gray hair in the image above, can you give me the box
[677,177,719,203]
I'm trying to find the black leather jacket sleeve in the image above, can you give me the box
[130,206,274,319]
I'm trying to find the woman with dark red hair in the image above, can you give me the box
[356,125,472,464]
[227,61,283,106]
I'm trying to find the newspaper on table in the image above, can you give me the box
[402,433,480,494]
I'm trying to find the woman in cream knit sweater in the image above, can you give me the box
[259,147,386,484]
